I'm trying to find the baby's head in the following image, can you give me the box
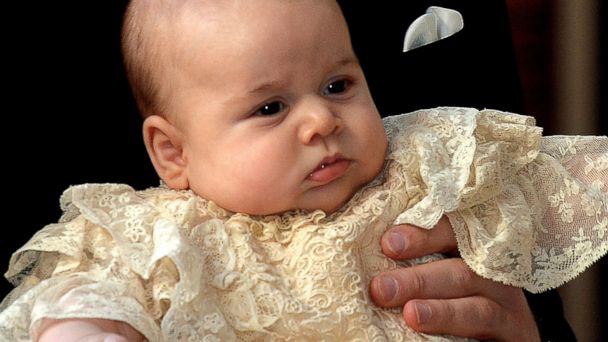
[122,0,387,215]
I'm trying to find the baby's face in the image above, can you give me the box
[164,0,387,215]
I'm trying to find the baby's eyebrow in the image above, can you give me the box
[322,56,361,77]
[245,57,360,95]
[247,79,287,95]
[335,56,359,68]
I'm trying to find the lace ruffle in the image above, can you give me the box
[450,135,608,292]
[2,107,606,341]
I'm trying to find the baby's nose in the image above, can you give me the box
[297,100,343,144]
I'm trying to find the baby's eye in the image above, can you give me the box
[323,79,351,96]
[255,101,286,116]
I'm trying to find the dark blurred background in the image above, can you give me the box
[3,1,606,340]
[507,2,606,341]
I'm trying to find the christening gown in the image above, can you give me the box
[1,107,607,341]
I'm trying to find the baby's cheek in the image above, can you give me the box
[361,121,387,163]
[224,154,296,213]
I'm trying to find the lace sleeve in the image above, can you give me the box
[451,135,608,293]
[0,185,189,342]
[0,212,168,342]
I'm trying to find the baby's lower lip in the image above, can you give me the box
[308,159,351,184]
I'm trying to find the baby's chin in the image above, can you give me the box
[293,183,370,215]
[214,190,355,217]
[202,171,378,216]
[231,191,354,217]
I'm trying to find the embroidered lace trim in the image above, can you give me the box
[2,108,606,341]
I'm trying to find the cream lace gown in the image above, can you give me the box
[1,108,607,341]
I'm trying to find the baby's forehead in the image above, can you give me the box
[156,1,250,55]
[127,0,345,117]
[165,0,338,29]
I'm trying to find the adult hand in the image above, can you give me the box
[369,217,540,341]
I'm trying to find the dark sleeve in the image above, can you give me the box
[339,0,524,117]
[338,1,575,340]
[525,290,576,342]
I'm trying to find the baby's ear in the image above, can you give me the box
[143,115,189,189]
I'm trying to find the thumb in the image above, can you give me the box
[381,216,457,260]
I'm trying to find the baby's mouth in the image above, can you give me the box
[308,154,351,184]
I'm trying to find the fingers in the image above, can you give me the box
[376,216,540,341]
[403,292,539,342]
[369,257,540,341]
[404,297,508,340]
[404,297,503,340]
[381,216,457,260]
[370,258,492,307]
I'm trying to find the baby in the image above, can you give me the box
[1,0,607,341]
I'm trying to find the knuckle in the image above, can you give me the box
[501,285,523,300]
[475,300,505,339]
[418,230,432,249]
[477,301,508,336]
[442,301,457,322]
[478,299,500,322]
[450,260,476,290]
[407,271,428,296]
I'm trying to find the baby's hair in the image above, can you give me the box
[122,1,168,118]
[122,0,333,119]
[122,0,203,118]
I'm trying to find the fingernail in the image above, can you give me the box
[377,276,399,302]
[415,302,432,324]
[386,231,408,256]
